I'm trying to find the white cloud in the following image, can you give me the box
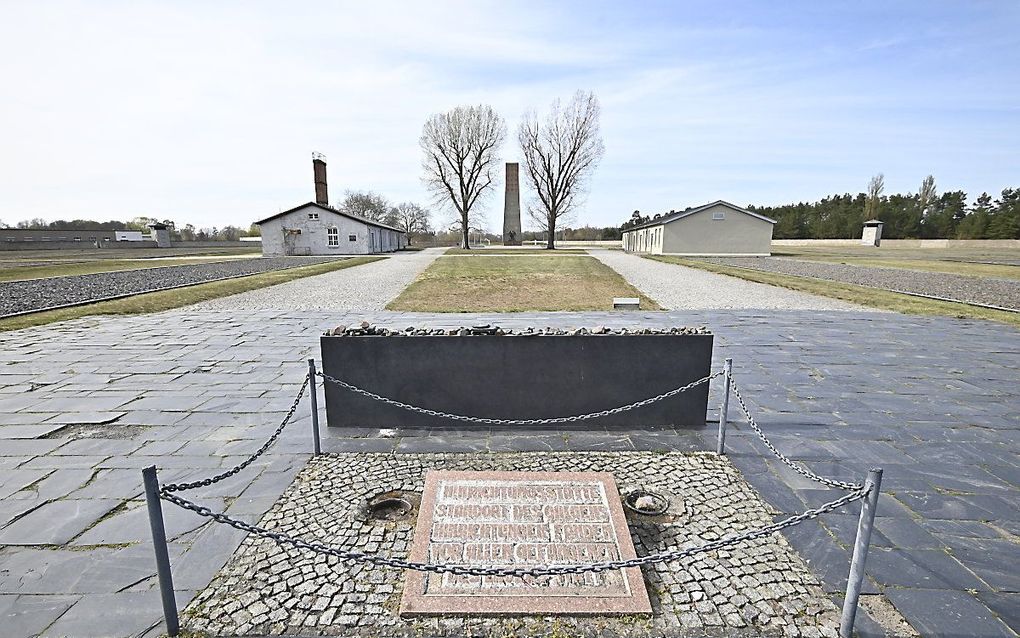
[1,1,1018,231]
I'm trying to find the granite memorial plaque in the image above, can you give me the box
[399,470,651,616]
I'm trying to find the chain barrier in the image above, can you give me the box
[161,376,309,493]
[161,485,868,577]
[155,360,870,576]
[316,370,723,426]
[729,381,863,491]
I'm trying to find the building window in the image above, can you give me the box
[327,227,339,247]
[712,212,725,220]
[308,213,319,220]
[348,234,357,242]
[73,237,81,241]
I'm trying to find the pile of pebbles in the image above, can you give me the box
[326,321,711,336]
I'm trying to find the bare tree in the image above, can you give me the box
[390,202,432,244]
[420,105,506,249]
[917,174,937,219]
[518,91,605,249]
[338,190,391,223]
[864,173,885,219]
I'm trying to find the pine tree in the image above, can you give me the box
[957,192,993,238]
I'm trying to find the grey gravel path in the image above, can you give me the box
[0,256,338,317]
[705,257,1020,310]
[188,248,443,311]
[590,250,875,311]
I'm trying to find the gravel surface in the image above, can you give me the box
[188,248,442,311]
[0,256,339,317]
[702,257,1020,310]
[590,251,875,311]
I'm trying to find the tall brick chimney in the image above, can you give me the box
[502,162,522,245]
[312,153,328,206]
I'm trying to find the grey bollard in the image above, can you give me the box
[142,466,180,637]
[839,468,884,637]
[716,358,733,454]
[308,359,321,455]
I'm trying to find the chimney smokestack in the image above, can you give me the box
[312,152,328,206]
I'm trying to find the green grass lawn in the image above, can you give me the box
[443,247,587,255]
[646,255,1020,328]
[0,257,383,332]
[773,245,1020,280]
[389,255,659,312]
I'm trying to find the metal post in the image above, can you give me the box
[308,358,321,455]
[840,468,884,638]
[142,465,179,637]
[716,358,733,455]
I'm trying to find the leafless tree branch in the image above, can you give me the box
[420,105,506,248]
[518,91,605,249]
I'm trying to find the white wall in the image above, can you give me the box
[623,204,774,256]
[258,204,405,256]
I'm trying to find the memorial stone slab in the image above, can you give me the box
[400,470,651,616]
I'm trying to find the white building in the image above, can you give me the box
[115,230,145,241]
[254,156,407,256]
[255,202,406,256]
[622,200,776,256]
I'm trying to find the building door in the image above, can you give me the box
[370,231,377,253]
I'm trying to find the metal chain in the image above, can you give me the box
[161,376,310,493]
[316,370,723,426]
[160,485,868,577]
[729,381,862,491]
[154,359,872,576]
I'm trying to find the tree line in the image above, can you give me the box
[751,178,1019,240]
[328,192,432,244]
[620,175,1019,240]
[1,216,257,242]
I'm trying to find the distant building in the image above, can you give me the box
[147,223,172,248]
[255,203,406,256]
[622,200,776,256]
[861,220,884,247]
[254,156,406,256]
[115,230,145,241]
[1,228,118,244]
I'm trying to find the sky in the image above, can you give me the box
[1,1,1018,232]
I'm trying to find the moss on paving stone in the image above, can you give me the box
[184,451,846,637]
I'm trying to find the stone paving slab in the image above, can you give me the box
[0,498,121,545]
[0,309,1016,636]
[0,594,80,637]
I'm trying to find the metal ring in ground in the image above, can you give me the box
[623,490,671,515]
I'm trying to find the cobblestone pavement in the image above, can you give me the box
[0,256,340,317]
[701,256,1020,310]
[186,452,844,637]
[589,251,875,311]
[188,249,442,312]
[0,309,1016,637]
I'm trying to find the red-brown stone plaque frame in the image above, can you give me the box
[399,470,652,616]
